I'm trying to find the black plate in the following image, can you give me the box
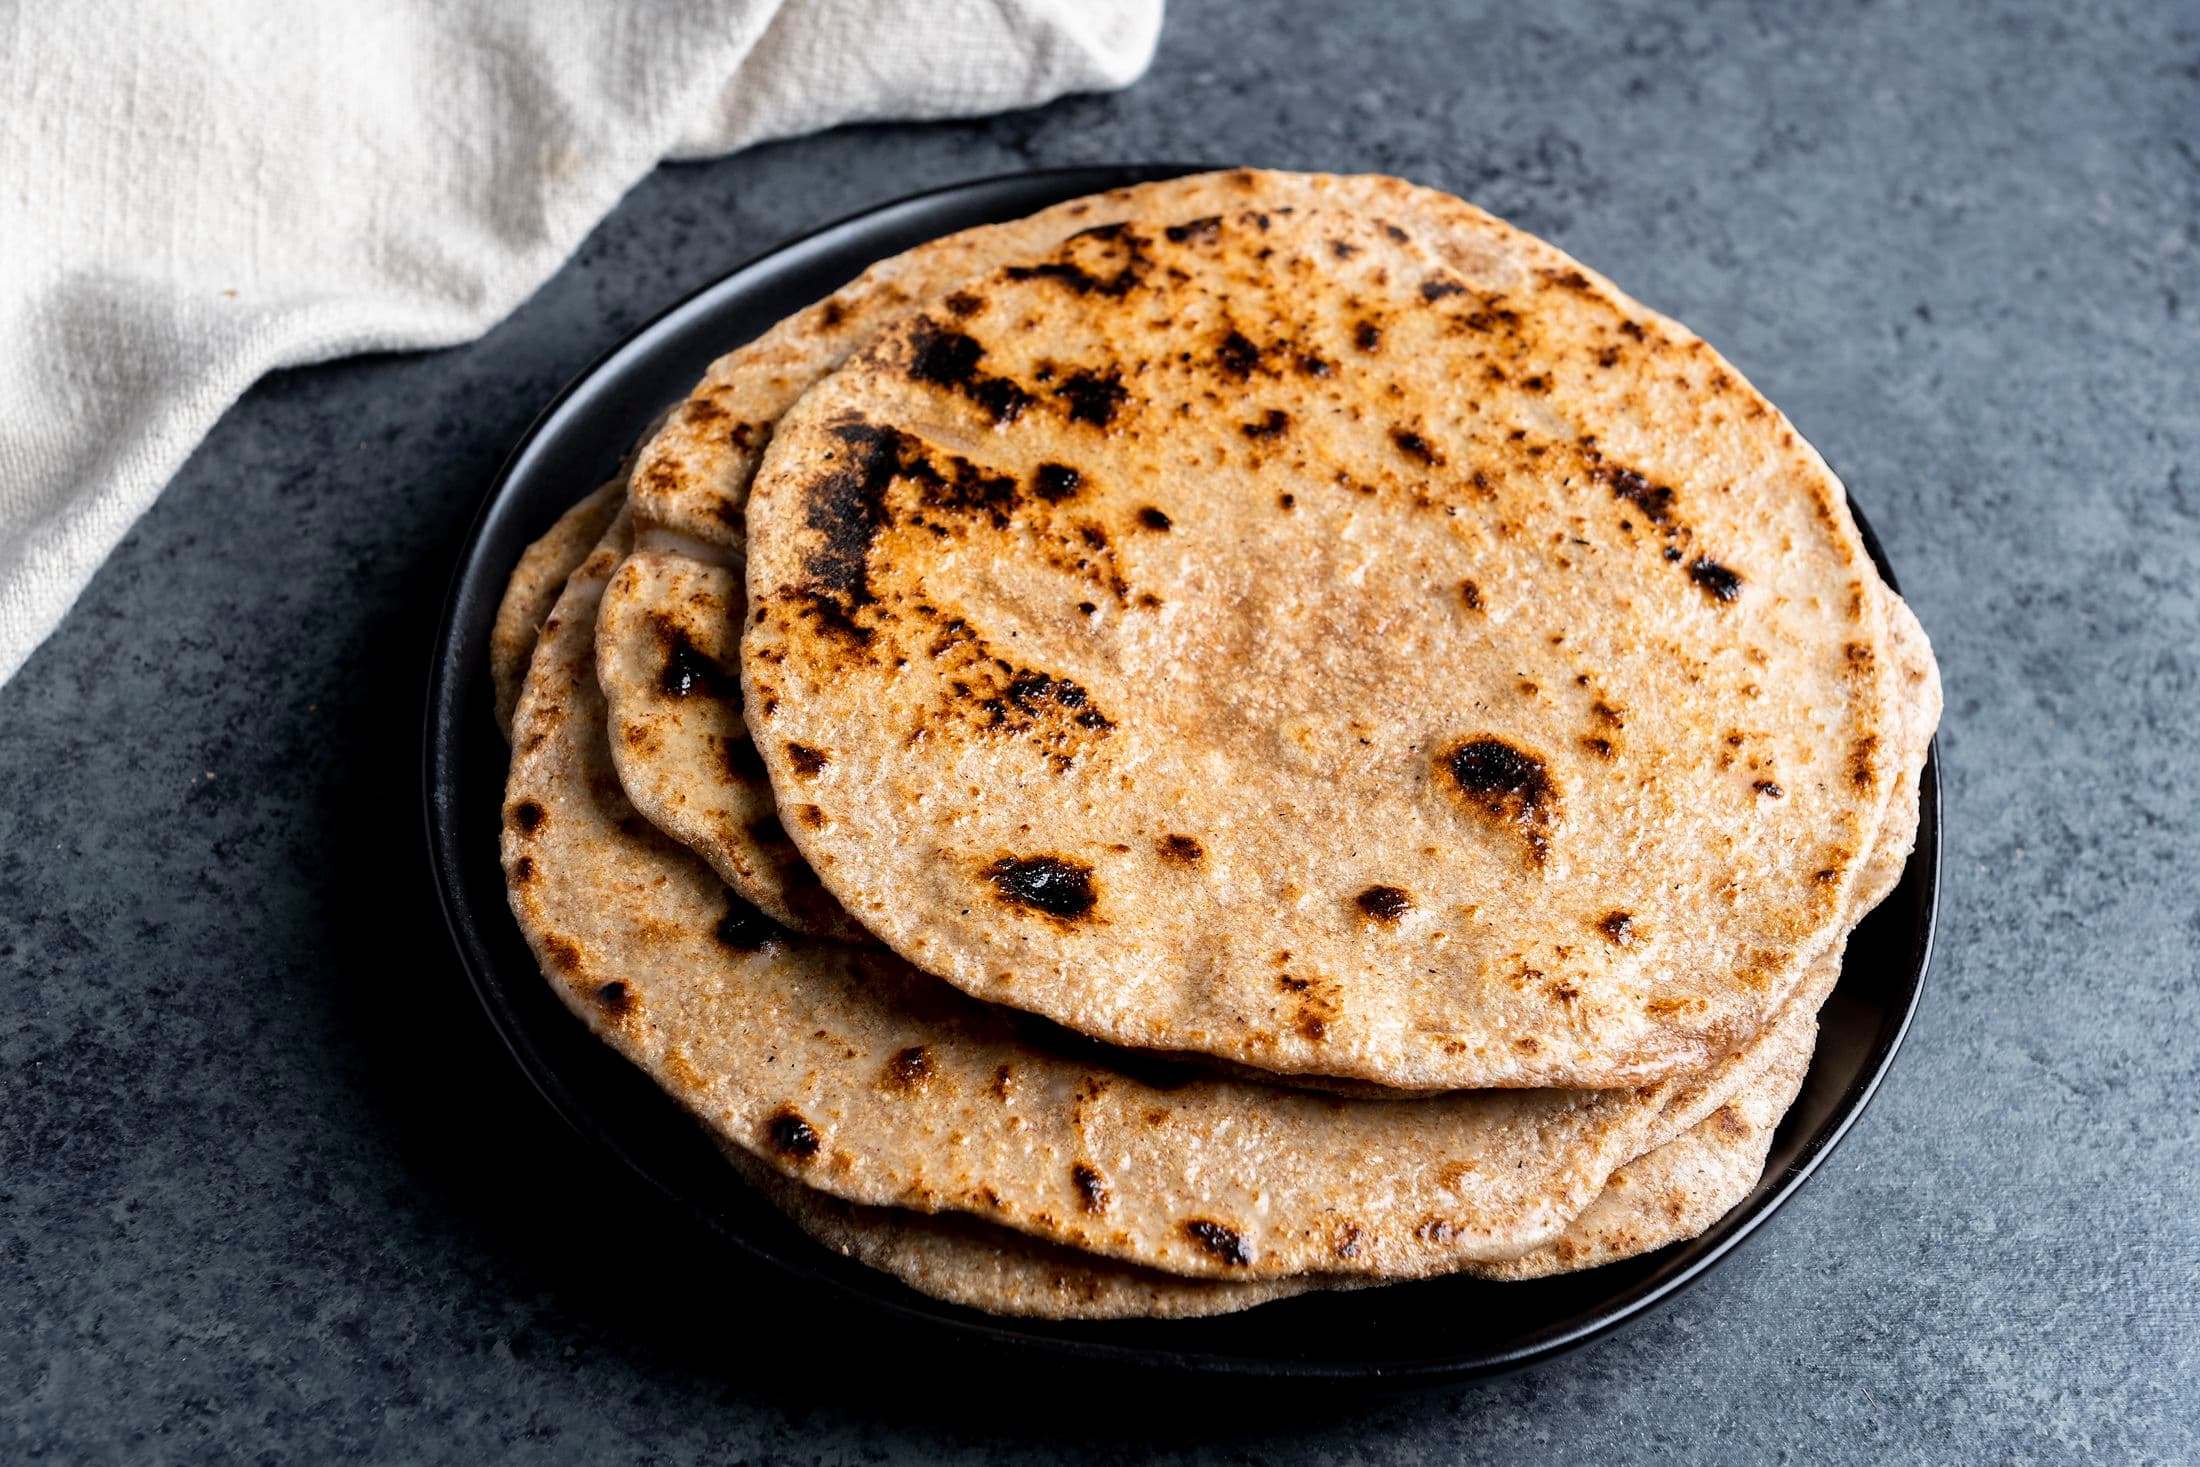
[423,165,1941,1387]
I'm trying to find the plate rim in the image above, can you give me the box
[422,163,1941,1387]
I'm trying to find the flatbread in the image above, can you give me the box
[490,478,623,739]
[715,1007,1810,1314]
[504,512,1825,1281]
[1856,590,1939,912]
[741,176,1900,1091]
[713,1139,1312,1319]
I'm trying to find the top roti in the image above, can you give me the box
[742,173,1898,1090]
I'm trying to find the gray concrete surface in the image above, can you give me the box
[4,0,2195,1460]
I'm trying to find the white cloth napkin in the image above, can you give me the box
[0,0,1162,688]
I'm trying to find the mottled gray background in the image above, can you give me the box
[5,0,2195,1461]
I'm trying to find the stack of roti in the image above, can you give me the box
[493,170,1939,1320]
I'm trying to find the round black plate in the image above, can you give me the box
[424,165,1941,1387]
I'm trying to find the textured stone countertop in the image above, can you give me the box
[5,1,2194,1460]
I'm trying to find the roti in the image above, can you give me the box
[740,176,1899,1090]
[490,478,622,739]
[1460,1006,1810,1282]
[1861,591,1940,910]
[491,169,1939,1309]
[715,1012,1810,1315]
[503,511,1831,1281]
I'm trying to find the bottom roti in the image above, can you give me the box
[715,1013,1812,1317]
